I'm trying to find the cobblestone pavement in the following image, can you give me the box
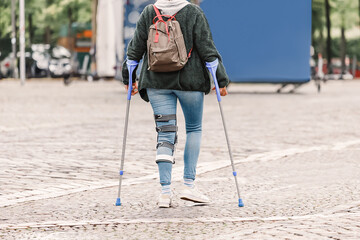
[0,79,359,239]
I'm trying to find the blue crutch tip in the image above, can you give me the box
[115,198,121,206]
[238,198,244,207]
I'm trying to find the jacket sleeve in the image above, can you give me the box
[122,5,151,85]
[193,8,230,88]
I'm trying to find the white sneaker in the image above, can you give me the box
[180,185,211,204]
[158,193,172,208]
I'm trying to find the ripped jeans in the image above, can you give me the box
[147,88,204,186]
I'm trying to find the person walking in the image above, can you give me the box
[122,0,229,208]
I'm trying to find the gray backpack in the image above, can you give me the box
[147,6,192,72]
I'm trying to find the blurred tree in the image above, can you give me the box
[312,0,359,63]
[0,0,91,45]
[312,0,325,55]
[91,0,98,74]
[40,0,91,44]
[91,0,98,49]
[26,0,47,44]
[0,1,12,38]
[331,0,358,74]
[325,0,333,73]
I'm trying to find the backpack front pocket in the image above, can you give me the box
[150,40,179,66]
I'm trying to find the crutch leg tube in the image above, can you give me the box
[206,59,244,207]
[116,60,139,206]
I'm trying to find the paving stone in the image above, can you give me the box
[0,79,359,239]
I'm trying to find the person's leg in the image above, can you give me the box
[175,90,209,203]
[147,88,177,190]
[174,90,204,183]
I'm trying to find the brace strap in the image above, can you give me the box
[156,125,178,132]
[156,154,175,164]
[154,114,176,122]
[157,141,175,151]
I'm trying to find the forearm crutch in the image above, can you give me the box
[116,60,139,206]
[206,59,244,207]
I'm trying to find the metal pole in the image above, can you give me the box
[11,0,18,79]
[205,59,244,207]
[116,99,131,204]
[19,0,26,85]
[115,60,138,206]
[91,0,98,75]
[218,102,241,200]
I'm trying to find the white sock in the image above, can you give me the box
[161,185,171,195]
[184,178,194,188]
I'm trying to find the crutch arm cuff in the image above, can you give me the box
[206,58,230,88]
[122,59,139,85]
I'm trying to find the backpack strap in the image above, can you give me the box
[153,6,163,21]
[153,5,171,43]
[188,48,193,58]
[153,6,177,23]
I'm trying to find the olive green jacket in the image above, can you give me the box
[122,4,230,102]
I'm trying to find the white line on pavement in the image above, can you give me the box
[1,201,359,230]
[1,139,359,208]
[0,121,103,132]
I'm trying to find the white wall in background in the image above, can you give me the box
[96,0,124,77]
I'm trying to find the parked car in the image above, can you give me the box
[0,52,14,78]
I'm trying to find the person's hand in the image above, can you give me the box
[125,82,139,96]
[212,86,228,96]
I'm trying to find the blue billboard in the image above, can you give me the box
[201,0,312,83]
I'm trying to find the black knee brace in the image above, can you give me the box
[154,114,177,164]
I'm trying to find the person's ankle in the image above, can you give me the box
[184,178,194,188]
[161,184,171,195]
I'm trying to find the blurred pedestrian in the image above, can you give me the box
[122,0,229,208]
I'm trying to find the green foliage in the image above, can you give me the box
[331,0,359,28]
[312,0,359,59]
[0,1,12,38]
[312,0,325,32]
[312,0,359,35]
[0,38,12,60]
[331,38,360,59]
[0,0,91,44]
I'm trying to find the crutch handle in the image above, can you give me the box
[206,59,221,102]
[126,60,139,100]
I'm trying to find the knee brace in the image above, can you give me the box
[154,114,178,164]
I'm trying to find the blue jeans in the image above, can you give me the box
[147,88,204,186]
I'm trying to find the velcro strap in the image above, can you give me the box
[156,125,178,132]
[157,141,175,151]
[154,114,176,122]
[155,154,175,164]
